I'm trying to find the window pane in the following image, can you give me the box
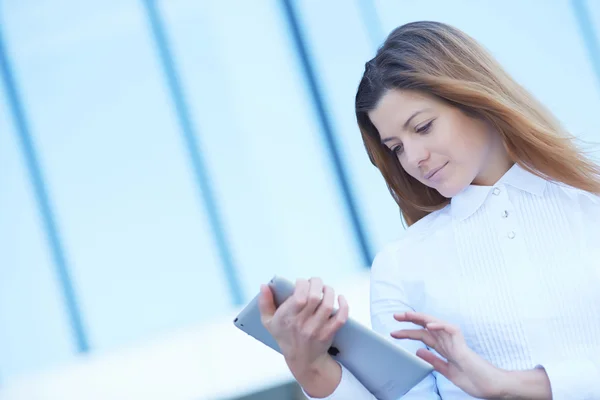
[0,73,75,379]
[1,0,231,353]
[591,0,600,37]
[293,0,405,250]
[160,0,365,297]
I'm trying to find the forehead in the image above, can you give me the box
[368,89,436,136]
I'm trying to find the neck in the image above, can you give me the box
[472,147,514,186]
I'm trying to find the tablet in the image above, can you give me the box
[233,276,433,400]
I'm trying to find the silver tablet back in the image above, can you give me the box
[233,276,433,400]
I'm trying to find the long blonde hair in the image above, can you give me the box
[355,21,600,226]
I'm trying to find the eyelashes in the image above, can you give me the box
[391,119,435,155]
[416,120,434,134]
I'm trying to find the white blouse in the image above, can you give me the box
[306,163,600,400]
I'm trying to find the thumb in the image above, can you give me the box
[258,284,276,325]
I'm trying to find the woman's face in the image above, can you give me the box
[368,89,510,198]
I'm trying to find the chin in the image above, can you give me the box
[435,183,466,198]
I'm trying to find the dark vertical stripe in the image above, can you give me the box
[280,0,373,267]
[356,0,385,51]
[0,27,89,353]
[572,0,600,90]
[141,0,244,305]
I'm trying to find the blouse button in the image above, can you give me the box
[502,210,509,218]
[508,231,516,239]
[493,187,501,195]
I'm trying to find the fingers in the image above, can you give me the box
[269,277,347,342]
[416,348,450,377]
[275,278,310,317]
[297,278,325,322]
[394,311,441,328]
[313,284,335,320]
[391,328,437,348]
[320,294,349,341]
[303,284,334,332]
[258,284,276,326]
[426,322,460,335]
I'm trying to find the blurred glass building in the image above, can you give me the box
[0,1,599,399]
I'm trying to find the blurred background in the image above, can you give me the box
[0,1,599,399]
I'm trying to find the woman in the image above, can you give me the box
[258,21,600,399]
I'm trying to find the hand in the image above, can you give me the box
[258,277,349,396]
[391,312,505,399]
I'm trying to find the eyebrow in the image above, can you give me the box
[403,109,429,130]
[381,108,430,145]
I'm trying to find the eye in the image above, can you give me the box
[416,120,434,134]
[391,144,404,155]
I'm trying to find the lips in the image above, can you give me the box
[424,163,448,180]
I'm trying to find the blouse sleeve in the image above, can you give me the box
[538,192,600,399]
[369,245,440,399]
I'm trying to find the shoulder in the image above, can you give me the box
[371,205,452,277]
[550,182,600,216]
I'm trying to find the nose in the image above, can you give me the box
[403,140,430,169]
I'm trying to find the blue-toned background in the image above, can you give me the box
[1,1,599,399]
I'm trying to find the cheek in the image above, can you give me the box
[398,158,423,182]
[450,120,492,161]
[444,132,474,161]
